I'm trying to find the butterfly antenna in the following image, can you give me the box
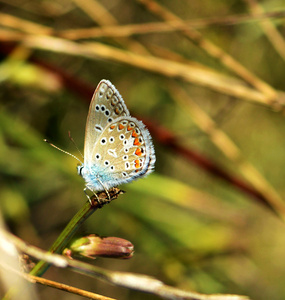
[44,139,83,164]
[68,131,84,159]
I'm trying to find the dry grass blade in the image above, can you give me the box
[7,34,279,108]
[170,83,285,220]
[138,0,277,101]
[71,0,149,54]
[244,0,285,62]
[58,10,285,40]
[0,12,51,34]
[0,229,250,300]
[0,262,116,300]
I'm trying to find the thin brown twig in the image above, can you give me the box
[243,0,285,62]
[70,0,150,55]
[57,10,285,40]
[0,261,116,300]
[169,82,285,220]
[9,34,279,107]
[138,0,277,101]
[0,12,52,34]
[0,229,250,300]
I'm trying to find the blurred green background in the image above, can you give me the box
[1,0,285,299]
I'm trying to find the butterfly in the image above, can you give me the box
[77,80,156,195]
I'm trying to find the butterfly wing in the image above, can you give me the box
[84,80,130,166]
[87,116,156,191]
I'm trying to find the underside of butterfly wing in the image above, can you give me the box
[84,80,130,164]
[82,116,155,192]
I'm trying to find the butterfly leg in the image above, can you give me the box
[84,187,100,205]
[96,178,111,201]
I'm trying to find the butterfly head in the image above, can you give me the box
[77,164,84,177]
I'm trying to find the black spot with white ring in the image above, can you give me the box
[122,172,127,177]
[119,134,125,140]
[109,137,115,143]
[124,148,129,153]
[100,138,107,145]
[95,105,100,111]
[110,166,115,171]
[104,160,110,166]
[95,154,101,160]
[125,162,130,169]
[105,110,110,116]
[108,118,113,123]
[101,105,106,112]
[123,155,128,160]
[123,140,127,145]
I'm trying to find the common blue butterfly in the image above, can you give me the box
[77,80,155,194]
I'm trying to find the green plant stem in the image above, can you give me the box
[29,200,97,277]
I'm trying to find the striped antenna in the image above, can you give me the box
[44,139,83,164]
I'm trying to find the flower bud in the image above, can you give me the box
[63,234,134,259]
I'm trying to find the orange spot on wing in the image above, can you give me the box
[135,159,140,168]
[133,138,141,146]
[127,126,132,131]
[110,125,115,129]
[135,148,142,156]
[132,130,138,137]
[119,124,124,130]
